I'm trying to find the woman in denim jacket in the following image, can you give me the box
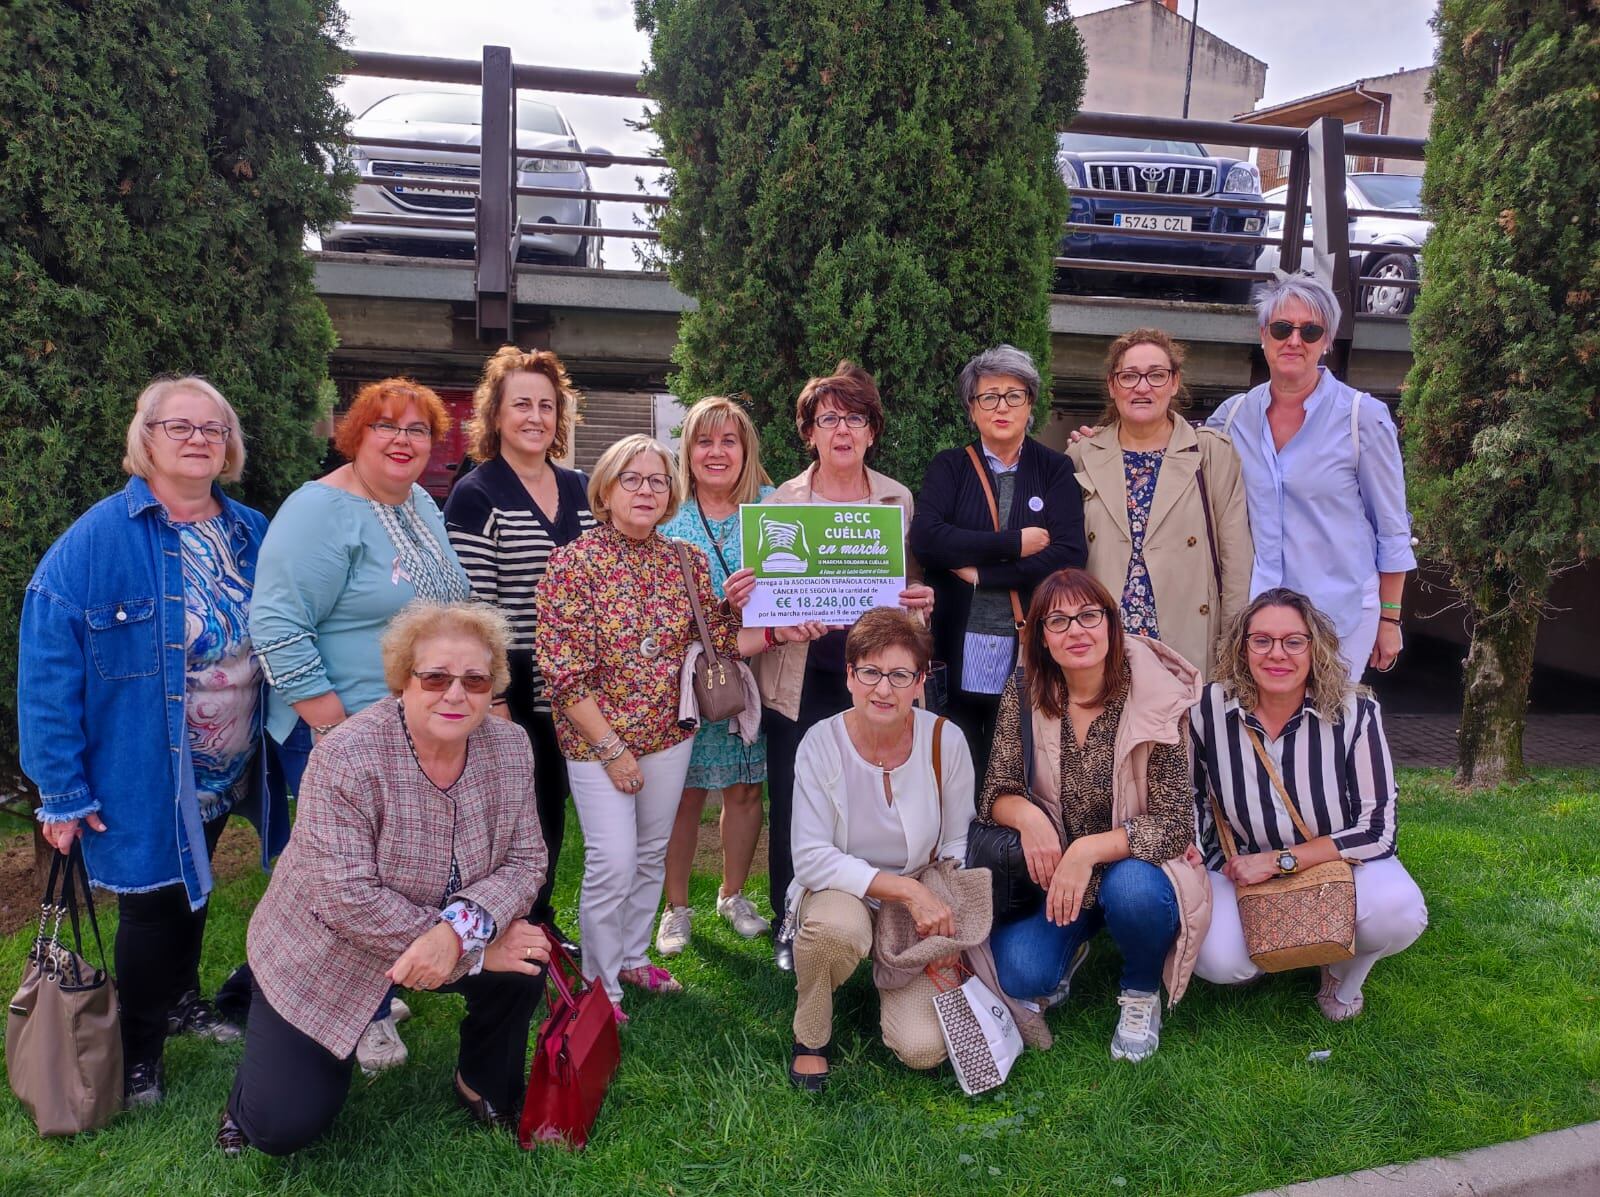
[18,377,289,1108]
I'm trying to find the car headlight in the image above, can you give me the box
[1223,163,1261,194]
[518,156,582,174]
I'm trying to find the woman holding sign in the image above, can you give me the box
[754,362,934,972]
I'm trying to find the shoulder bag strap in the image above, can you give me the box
[1193,454,1225,604]
[1222,394,1245,437]
[1014,665,1035,797]
[963,445,1026,631]
[672,540,720,661]
[1244,726,1317,843]
[1350,394,1362,468]
[927,714,949,864]
[693,502,734,579]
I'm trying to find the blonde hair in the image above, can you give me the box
[467,346,582,463]
[1212,588,1354,723]
[122,376,246,484]
[381,601,511,696]
[678,395,771,507]
[587,434,681,524]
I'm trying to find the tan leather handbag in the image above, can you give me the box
[6,844,123,1135]
[1207,729,1356,972]
[672,541,746,724]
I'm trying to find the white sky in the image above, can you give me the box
[334,0,1440,266]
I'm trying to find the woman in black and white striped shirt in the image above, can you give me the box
[1190,588,1426,1021]
[444,347,597,928]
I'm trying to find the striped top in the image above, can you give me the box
[443,457,596,712]
[1190,681,1399,868]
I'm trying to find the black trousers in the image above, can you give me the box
[945,687,1004,790]
[115,812,229,1068]
[761,666,852,921]
[506,651,569,928]
[228,969,545,1156]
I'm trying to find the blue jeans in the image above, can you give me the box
[992,858,1179,998]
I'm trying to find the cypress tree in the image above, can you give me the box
[1402,1,1600,785]
[634,0,1085,485]
[0,1,352,767]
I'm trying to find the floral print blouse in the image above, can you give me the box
[1120,449,1165,640]
[534,523,740,761]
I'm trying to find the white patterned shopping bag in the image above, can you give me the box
[928,965,1023,1095]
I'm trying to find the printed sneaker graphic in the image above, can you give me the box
[757,514,810,574]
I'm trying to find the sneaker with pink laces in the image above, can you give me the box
[618,964,684,993]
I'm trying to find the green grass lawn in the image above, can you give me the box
[2,769,1597,1197]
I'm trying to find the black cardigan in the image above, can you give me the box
[910,438,1087,692]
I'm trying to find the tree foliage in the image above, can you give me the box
[634,0,1085,484]
[1402,1,1600,783]
[0,1,352,758]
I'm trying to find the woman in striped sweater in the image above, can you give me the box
[444,347,597,930]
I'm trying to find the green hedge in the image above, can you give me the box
[0,1,353,769]
[635,0,1085,485]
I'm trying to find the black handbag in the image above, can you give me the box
[965,667,1047,924]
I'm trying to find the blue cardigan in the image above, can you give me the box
[19,478,289,907]
[910,438,1088,693]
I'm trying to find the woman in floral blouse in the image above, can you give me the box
[534,435,822,1008]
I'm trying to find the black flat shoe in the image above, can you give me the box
[124,1058,165,1108]
[788,1040,832,1092]
[215,1110,248,1157]
[454,1071,518,1131]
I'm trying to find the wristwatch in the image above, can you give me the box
[1276,850,1299,875]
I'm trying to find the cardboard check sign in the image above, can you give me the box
[738,504,906,627]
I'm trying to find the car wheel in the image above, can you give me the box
[1361,253,1418,316]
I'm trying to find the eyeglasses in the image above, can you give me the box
[814,411,869,430]
[849,664,923,689]
[617,470,672,494]
[1246,633,1311,656]
[411,669,494,694]
[1110,368,1174,390]
[1266,321,1327,344]
[370,420,433,442]
[1041,608,1108,634]
[973,389,1030,411]
[148,419,229,444]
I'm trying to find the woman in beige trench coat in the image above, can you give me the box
[1067,328,1251,680]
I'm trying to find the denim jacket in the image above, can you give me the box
[18,477,289,908]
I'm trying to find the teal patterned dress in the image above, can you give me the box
[663,486,774,788]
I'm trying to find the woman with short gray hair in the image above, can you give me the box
[1207,275,1416,679]
[911,344,1086,781]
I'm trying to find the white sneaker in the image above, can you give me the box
[655,905,693,956]
[716,891,771,939]
[1110,989,1162,1063]
[389,998,412,1024]
[1041,941,1092,1010]
[356,1015,409,1075]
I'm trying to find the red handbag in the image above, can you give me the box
[518,937,620,1150]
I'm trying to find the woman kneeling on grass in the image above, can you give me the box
[1190,589,1427,1020]
[976,568,1211,1063]
[218,602,550,1156]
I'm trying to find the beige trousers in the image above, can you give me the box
[791,889,948,1069]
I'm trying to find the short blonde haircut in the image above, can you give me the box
[467,346,583,463]
[587,434,681,524]
[678,395,772,507]
[122,376,246,484]
[381,601,512,696]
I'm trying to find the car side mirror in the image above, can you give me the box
[585,144,612,161]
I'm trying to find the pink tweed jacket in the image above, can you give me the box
[247,698,546,1057]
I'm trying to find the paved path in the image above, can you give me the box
[1384,714,1600,769]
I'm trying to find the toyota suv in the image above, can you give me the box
[1056,131,1265,301]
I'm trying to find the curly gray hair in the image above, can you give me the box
[1252,273,1342,336]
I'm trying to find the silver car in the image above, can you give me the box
[1257,173,1430,316]
[324,91,606,268]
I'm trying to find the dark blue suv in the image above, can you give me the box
[1056,132,1265,301]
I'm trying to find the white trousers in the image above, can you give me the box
[1194,856,1428,1003]
[569,737,695,1001]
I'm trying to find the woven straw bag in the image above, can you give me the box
[1207,729,1356,972]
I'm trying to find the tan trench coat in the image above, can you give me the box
[1067,418,1252,680]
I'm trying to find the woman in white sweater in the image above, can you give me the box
[785,608,975,1091]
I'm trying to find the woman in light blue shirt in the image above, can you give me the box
[1208,275,1416,679]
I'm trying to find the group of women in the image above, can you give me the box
[17,272,1427,1151]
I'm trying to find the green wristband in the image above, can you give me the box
[1380,602,1402,611]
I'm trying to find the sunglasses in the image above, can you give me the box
[411,669,494,694]
[1266,320,1326,344]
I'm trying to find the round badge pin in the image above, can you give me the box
[1028,495,1044,512]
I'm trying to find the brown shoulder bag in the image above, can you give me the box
[672,540,747,724]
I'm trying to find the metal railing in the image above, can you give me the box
[336,47,1427,354]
